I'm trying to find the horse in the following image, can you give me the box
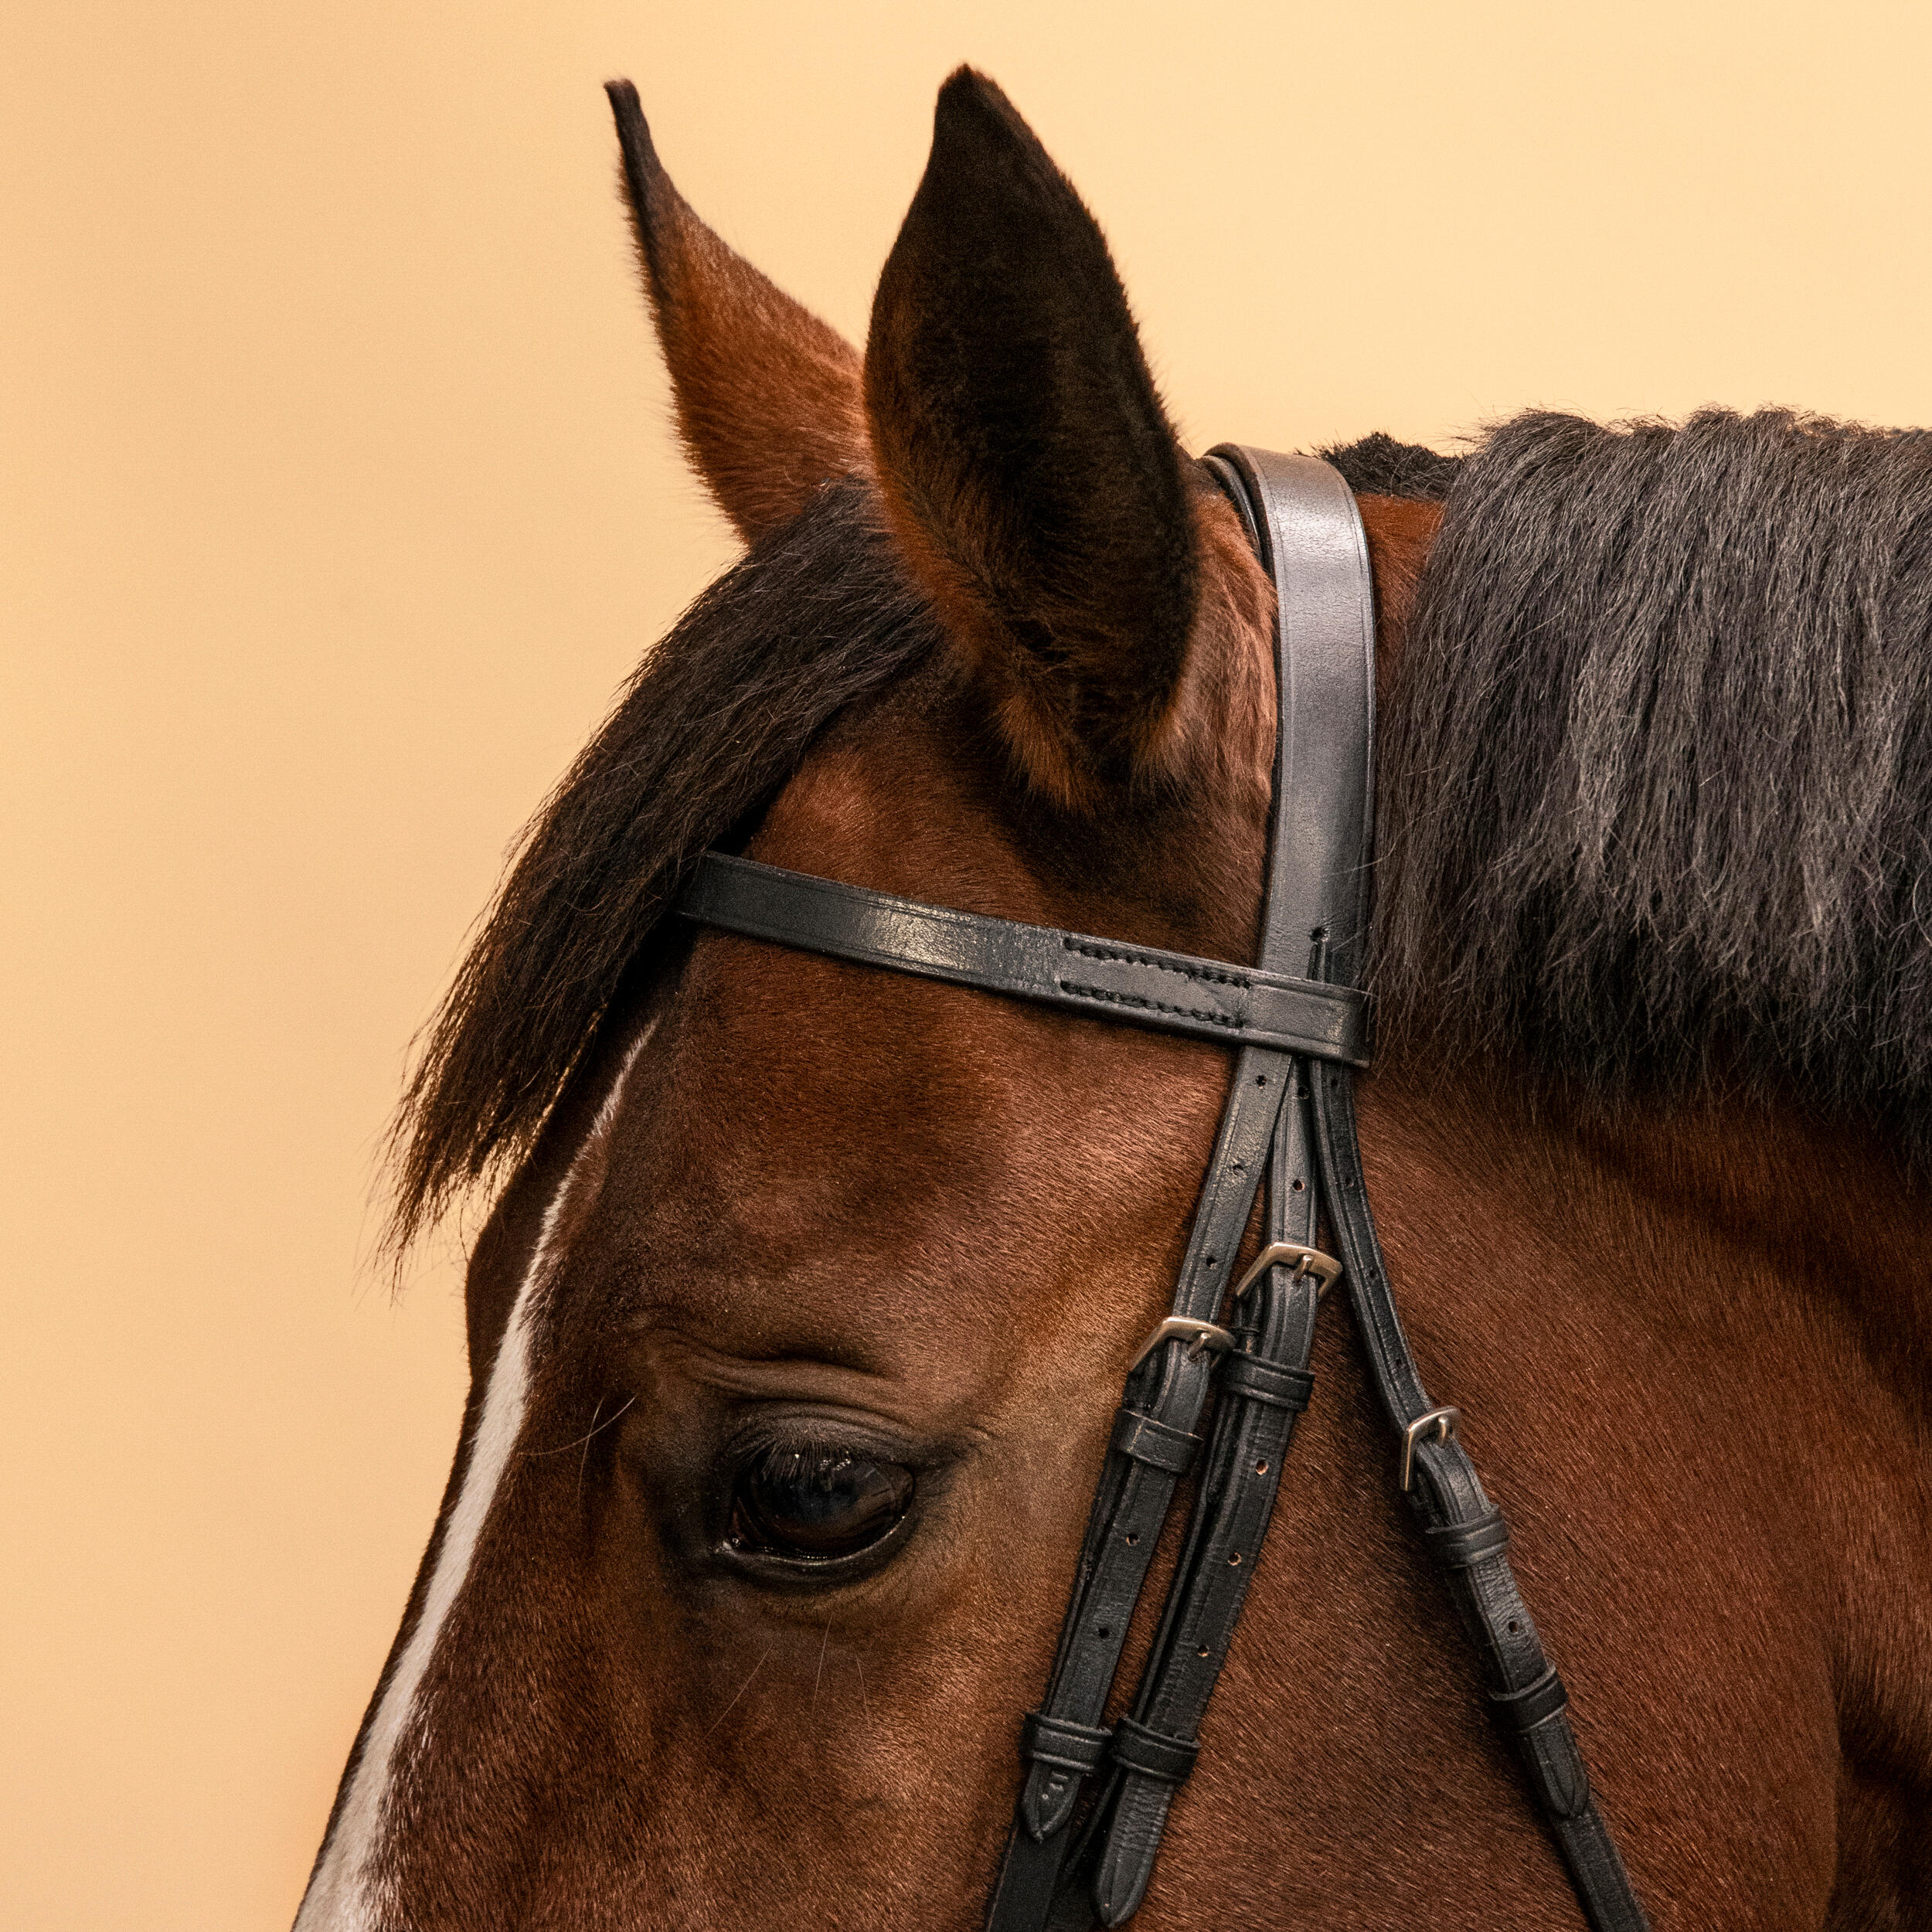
[294,66,1932,1930]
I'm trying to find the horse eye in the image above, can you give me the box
[730,1444,914,1560]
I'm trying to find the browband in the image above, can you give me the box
[675,853,1372,1066]
[672,446,1647,1932]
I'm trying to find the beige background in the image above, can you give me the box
[7,3,1930,1925]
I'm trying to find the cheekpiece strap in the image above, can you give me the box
[985,450,1378,1932]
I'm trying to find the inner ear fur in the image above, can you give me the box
[864,70,1203,808]
[607,80,869,545]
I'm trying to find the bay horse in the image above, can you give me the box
[295,67,1932,1930]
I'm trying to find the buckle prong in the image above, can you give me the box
[1128,1317,1236,1373]
[1230,1240,1342,1300]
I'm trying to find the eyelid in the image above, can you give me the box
[641,1331,903,1404]
[714,1405,937,1478]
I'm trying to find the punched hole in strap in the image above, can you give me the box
[1487,1665,1570,1734]
[1020,1710,1112,1776]
[1111,1406,1200,1475]
[1219,1354,1315,1413]
[1110,1716,1200,1785]
[1421,1509,1511,1569]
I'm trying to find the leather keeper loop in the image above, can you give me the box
[1111,1716,1200,1785]
[1219,1354,1315,1413]
[1020,1710,1111,1776]
[1488,1666,1570,1734]
[1111,1406,1199,1475]
[1422,1509,1511,1569]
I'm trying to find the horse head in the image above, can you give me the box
[296,66,1932,1932]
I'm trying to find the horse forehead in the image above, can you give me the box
[561,941,1236,1413]
[602,1027,1209,1298]
[638,879,1234,1182]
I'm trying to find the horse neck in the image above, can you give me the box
[1567,1077,1932,1412]
[1359,1049,1932,1762]
[1369,1049,1932,1410]
[1353,479,1932,1429]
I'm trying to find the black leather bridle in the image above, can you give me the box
[674,449,1648,1931]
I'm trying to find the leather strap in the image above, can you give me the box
[670,446,1648,1932]
[982,452,1372,1932]
[1047,450,1375,1927]
[981,1039,1291,1926]
[1202,447,1378,989]
[1082,1089,1323,1927]
[675,853,1370,1066]
[1309,1056,1648,1930]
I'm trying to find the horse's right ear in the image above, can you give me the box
[605,81,869,545]
[864,70,1203,809]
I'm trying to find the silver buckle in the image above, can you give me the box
[1230,1240,1342,1300]
[1397,1406,1461,1492]
[1128,1316,1236,1373]
[1129,1245,1341,1375]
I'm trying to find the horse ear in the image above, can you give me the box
[606,81,869,544]
[864,70,1201,806]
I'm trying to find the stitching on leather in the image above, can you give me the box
[1059,981,1243,1029]
[1060,937,1252,989]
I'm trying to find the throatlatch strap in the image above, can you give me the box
[1309,1059,1648,1932]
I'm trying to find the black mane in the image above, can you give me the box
[392,409,1932,1249]
[1379,406,1932,1152]
[386,478,939,1251]
[1321,430,1463,501]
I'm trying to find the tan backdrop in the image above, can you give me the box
[8,3,1930,1925]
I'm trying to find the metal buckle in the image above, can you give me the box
[1129,1246,1340,1376]
[1128,1317,1237,1373]
[1230,1240,1342,1301]
[1397,1406,1461,1492]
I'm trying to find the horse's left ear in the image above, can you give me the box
[865,70,1202,805]
[606,81,870,544]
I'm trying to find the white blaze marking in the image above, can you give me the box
[295,1031,649,1930]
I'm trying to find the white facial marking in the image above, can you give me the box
[294,1029,650,1930]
